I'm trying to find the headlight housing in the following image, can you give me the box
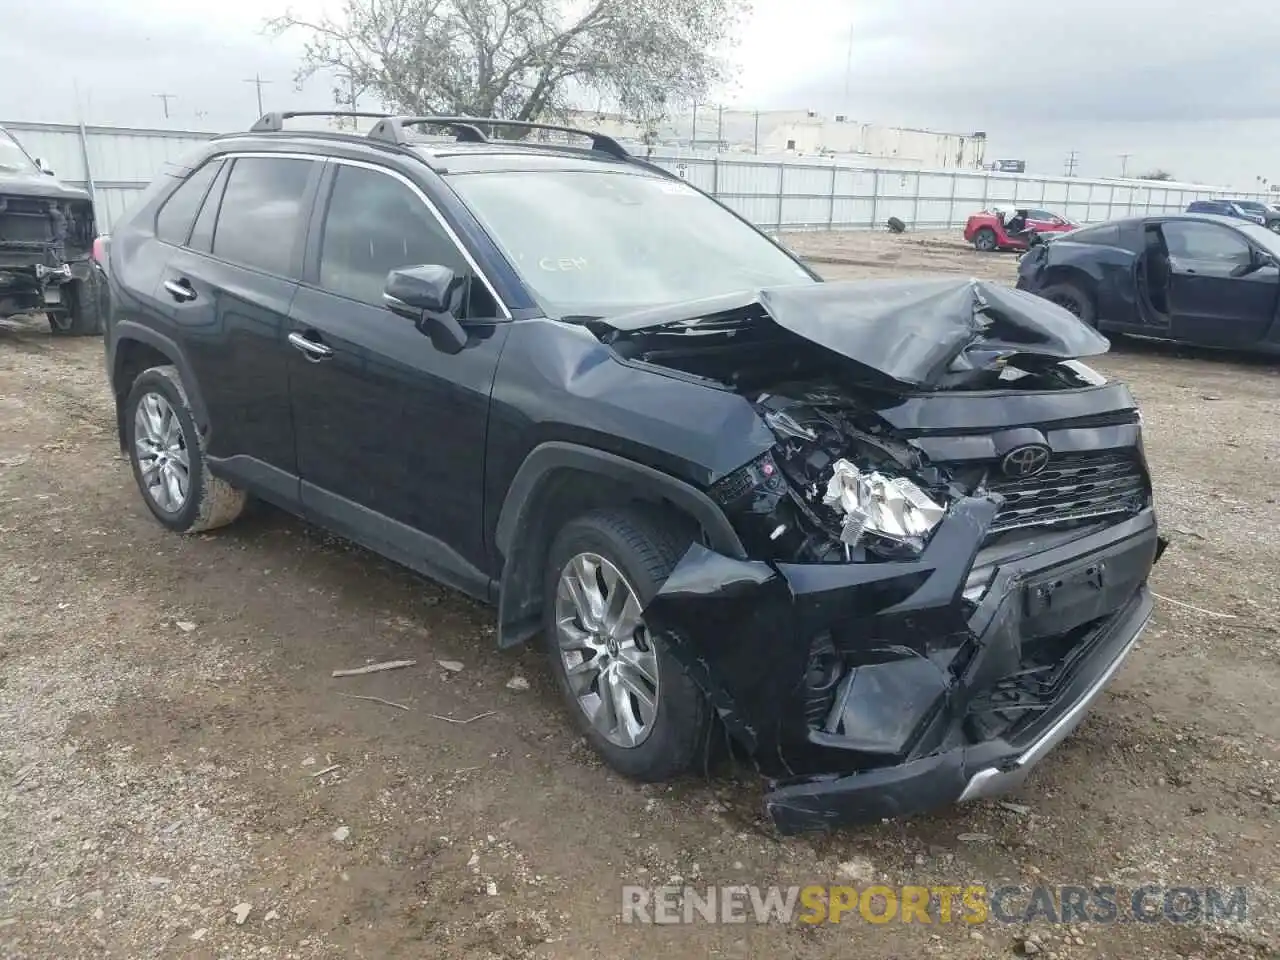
[822,459,946,557]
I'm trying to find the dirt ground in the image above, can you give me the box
[1,232,1277,960]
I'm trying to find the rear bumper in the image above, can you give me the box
[763,584,1151,833]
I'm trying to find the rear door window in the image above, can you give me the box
[211,156,314,277]
[154,160,223,245]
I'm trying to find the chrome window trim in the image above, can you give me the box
[218,150,511,319]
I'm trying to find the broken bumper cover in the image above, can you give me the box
[644,500,1162,834]
[763,585,1151,833]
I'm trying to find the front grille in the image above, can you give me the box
[986,450,1146,535]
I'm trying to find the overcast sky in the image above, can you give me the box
[3,0,1278,188]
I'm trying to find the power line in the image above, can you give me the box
[1064,150,1079,177]
[153,93,176,119]
[243,73,273,116]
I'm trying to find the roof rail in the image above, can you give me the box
[368,117,490,145]
[367,115,631,161]
[250,111,392,133]
[465,118,632,161]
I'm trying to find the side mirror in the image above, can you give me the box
[383,265,468,355]
[36,158,54,176]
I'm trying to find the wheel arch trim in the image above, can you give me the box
[493,441,746,648]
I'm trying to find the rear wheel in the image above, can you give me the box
[973,227,999,252]
[1039,282,1096,326]
[543,508,711,781]
[47,270,104,337]
[124,365,247,533]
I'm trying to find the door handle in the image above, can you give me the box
[163,278,196,303]
[288,331,334,361]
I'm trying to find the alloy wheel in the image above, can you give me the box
[133,391,190,514]
[554,552,659,748]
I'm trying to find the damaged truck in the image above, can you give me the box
[103,114,1164,833]
[0,125,104,335]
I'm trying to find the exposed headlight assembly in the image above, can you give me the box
[822,458,946,558]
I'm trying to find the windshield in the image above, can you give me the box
[1235,200,1267,214]
[0,130,38,175]
[1234,220,1280,253]
[446,169,815,316]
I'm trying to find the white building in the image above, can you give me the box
[565,108,987,170]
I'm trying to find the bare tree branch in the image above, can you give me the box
[267,0,747,125]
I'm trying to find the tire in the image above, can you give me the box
[1039,282,1096,326]
[47,269,104,337]
[973,227,999,252]
[886,216,906,234]
[1268,220,1280,234]
[123,365,247,533]
[542,507,711,782]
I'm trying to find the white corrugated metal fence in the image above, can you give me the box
[2,120,1269,235]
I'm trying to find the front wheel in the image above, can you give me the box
[543,508,711,781]
[973,227,999,252]
[1039,282,1096,327]
[1269,220,1280,234]
[47,270,104,337]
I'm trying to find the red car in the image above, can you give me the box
[963,207,1076,251]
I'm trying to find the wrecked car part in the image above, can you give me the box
[599,277,1111,391]
[821,458,946,555]
[0,128,98,324]
[642,506,1163,833]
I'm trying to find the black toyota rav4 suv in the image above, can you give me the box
[103,112,1164,832]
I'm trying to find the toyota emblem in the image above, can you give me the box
[1001,444,1051,479]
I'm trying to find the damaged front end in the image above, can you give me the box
[601,278,1166,832]
[0,181,96,320]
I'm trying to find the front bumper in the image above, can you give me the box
[644,502,1163,834]
[764,584,1151,833]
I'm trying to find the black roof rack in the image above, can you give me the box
[250,111,393,133]
[368,115,631,161]
[368,117,490,145]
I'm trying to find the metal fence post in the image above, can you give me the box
[828,164,837,230]
[76,118,98,211]
[1107,184,1115,220]
[910,172,921,229]
[776,164,785,232]
[869,170,880,229]
[947,171,957,229]
[712,156,719,199]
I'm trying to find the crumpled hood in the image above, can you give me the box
[600,277,1111,389]
[0,171,91,202]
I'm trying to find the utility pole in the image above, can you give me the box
[843,22,854,106]
[1119,153,1131,178]
[1064,150,1079,177]
[690,102,697,150]
[154,93,175,119]
[716,104,724,153]
[243,73,272,116]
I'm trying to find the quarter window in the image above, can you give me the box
[1162,221,1252,265]
[317,164,469,308]
[211,157,314,276]
[155,160,222,245]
